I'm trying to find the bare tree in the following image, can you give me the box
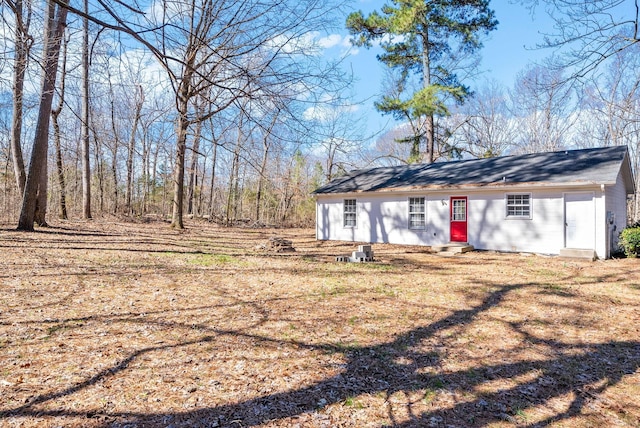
[523,0,639,218]
[17,0,69,231]
[204,115,226,221]
[509,65,577,154]
[51,29,71,220]
[448,80,516,158]
[224,108,253,225]
[575,46,640,220]
[366,124,416,167]
[2,0,349,225]
[80,0,91,219]
[106,74,121,213]
[525,0,639,80]
[8,0,32,196]
[306,95,366,180]
[146,0,348,228]
[138,100,174,214]
[186,98,206,217]
[92,118,107,212]
[125,85,144,214]
[255,108,280,222]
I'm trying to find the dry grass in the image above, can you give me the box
[0,218,639,428]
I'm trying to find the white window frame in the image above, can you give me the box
[505,193,532,219]
[408,196,426,229]
[343,199,357,228]
[451,198,467,222]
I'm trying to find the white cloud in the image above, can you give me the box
[303,105,324,121]
[318,34,343,49]
[264,31,361,59]
[345,46,360,57]
[303,102,360,122]
[266,32,322,56]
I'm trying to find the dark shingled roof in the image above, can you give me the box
[313,146,634,194]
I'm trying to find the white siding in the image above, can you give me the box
[316,185,612,257]
[316,193,434,245]
[594,189,607,259]
[468,191,565,255]
[605,170,631,254]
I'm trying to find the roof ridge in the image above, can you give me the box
[313,146,628,195]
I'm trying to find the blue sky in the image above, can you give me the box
[323,0,558,139]
[478,1,556,84]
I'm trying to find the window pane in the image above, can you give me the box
[506,194,531,218]
[409,197,425,228]
[344,213,356,227]
[410,213,425,228]
[452,199,466,221]
[344,199,356,227]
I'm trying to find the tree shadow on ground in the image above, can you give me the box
[2,281,639,427]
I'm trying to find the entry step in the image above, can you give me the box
[559,248,597,261]
[431,243,474,255]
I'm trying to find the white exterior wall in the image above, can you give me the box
[316,185,614,258]
[592,189,607,260]
[467,190,565,254]
[605,170,632,253]
[316,193,435,245]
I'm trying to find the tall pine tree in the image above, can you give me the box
[347,0,497,163]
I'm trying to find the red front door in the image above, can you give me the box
[450,197,468,242]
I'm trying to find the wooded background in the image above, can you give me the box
[1,0,638,228]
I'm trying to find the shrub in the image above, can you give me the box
[619,226,640,257]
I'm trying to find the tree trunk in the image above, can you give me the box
[225,149,239,226]
[152,138,160,210]
[91,127,105,213]
[279,181,291,224]
[141,126,149,213]
[226,124,243,226]
[109,135,119,213]
[170,60,194,229]
[81,0,91,219]
[171,105,190,228]
[197,164,205,216]
[207,134,218,221]
[51,30,70,220]
[421,30,434,164]
[187,118,202,216]
[125,85,144,214]
[34,155,48,226]
[256,113,278,222]
[10,0,31,196]
[53,116,68,220]
[17,0,68,231]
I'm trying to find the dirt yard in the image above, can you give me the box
[0,218,638,427]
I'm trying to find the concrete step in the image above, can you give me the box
[436,251,459,257]
[431,243,474,254]
[559,248,597,261]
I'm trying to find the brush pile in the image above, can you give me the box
[255,236,295,253]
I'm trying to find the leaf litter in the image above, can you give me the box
[0,218,638,427]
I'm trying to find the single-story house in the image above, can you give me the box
[313,146,635,259]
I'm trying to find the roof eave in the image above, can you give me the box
[314,180,614,196]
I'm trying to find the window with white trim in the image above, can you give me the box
[343,199,357,227]
[506,194,531,218]
[408,197,426,229]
